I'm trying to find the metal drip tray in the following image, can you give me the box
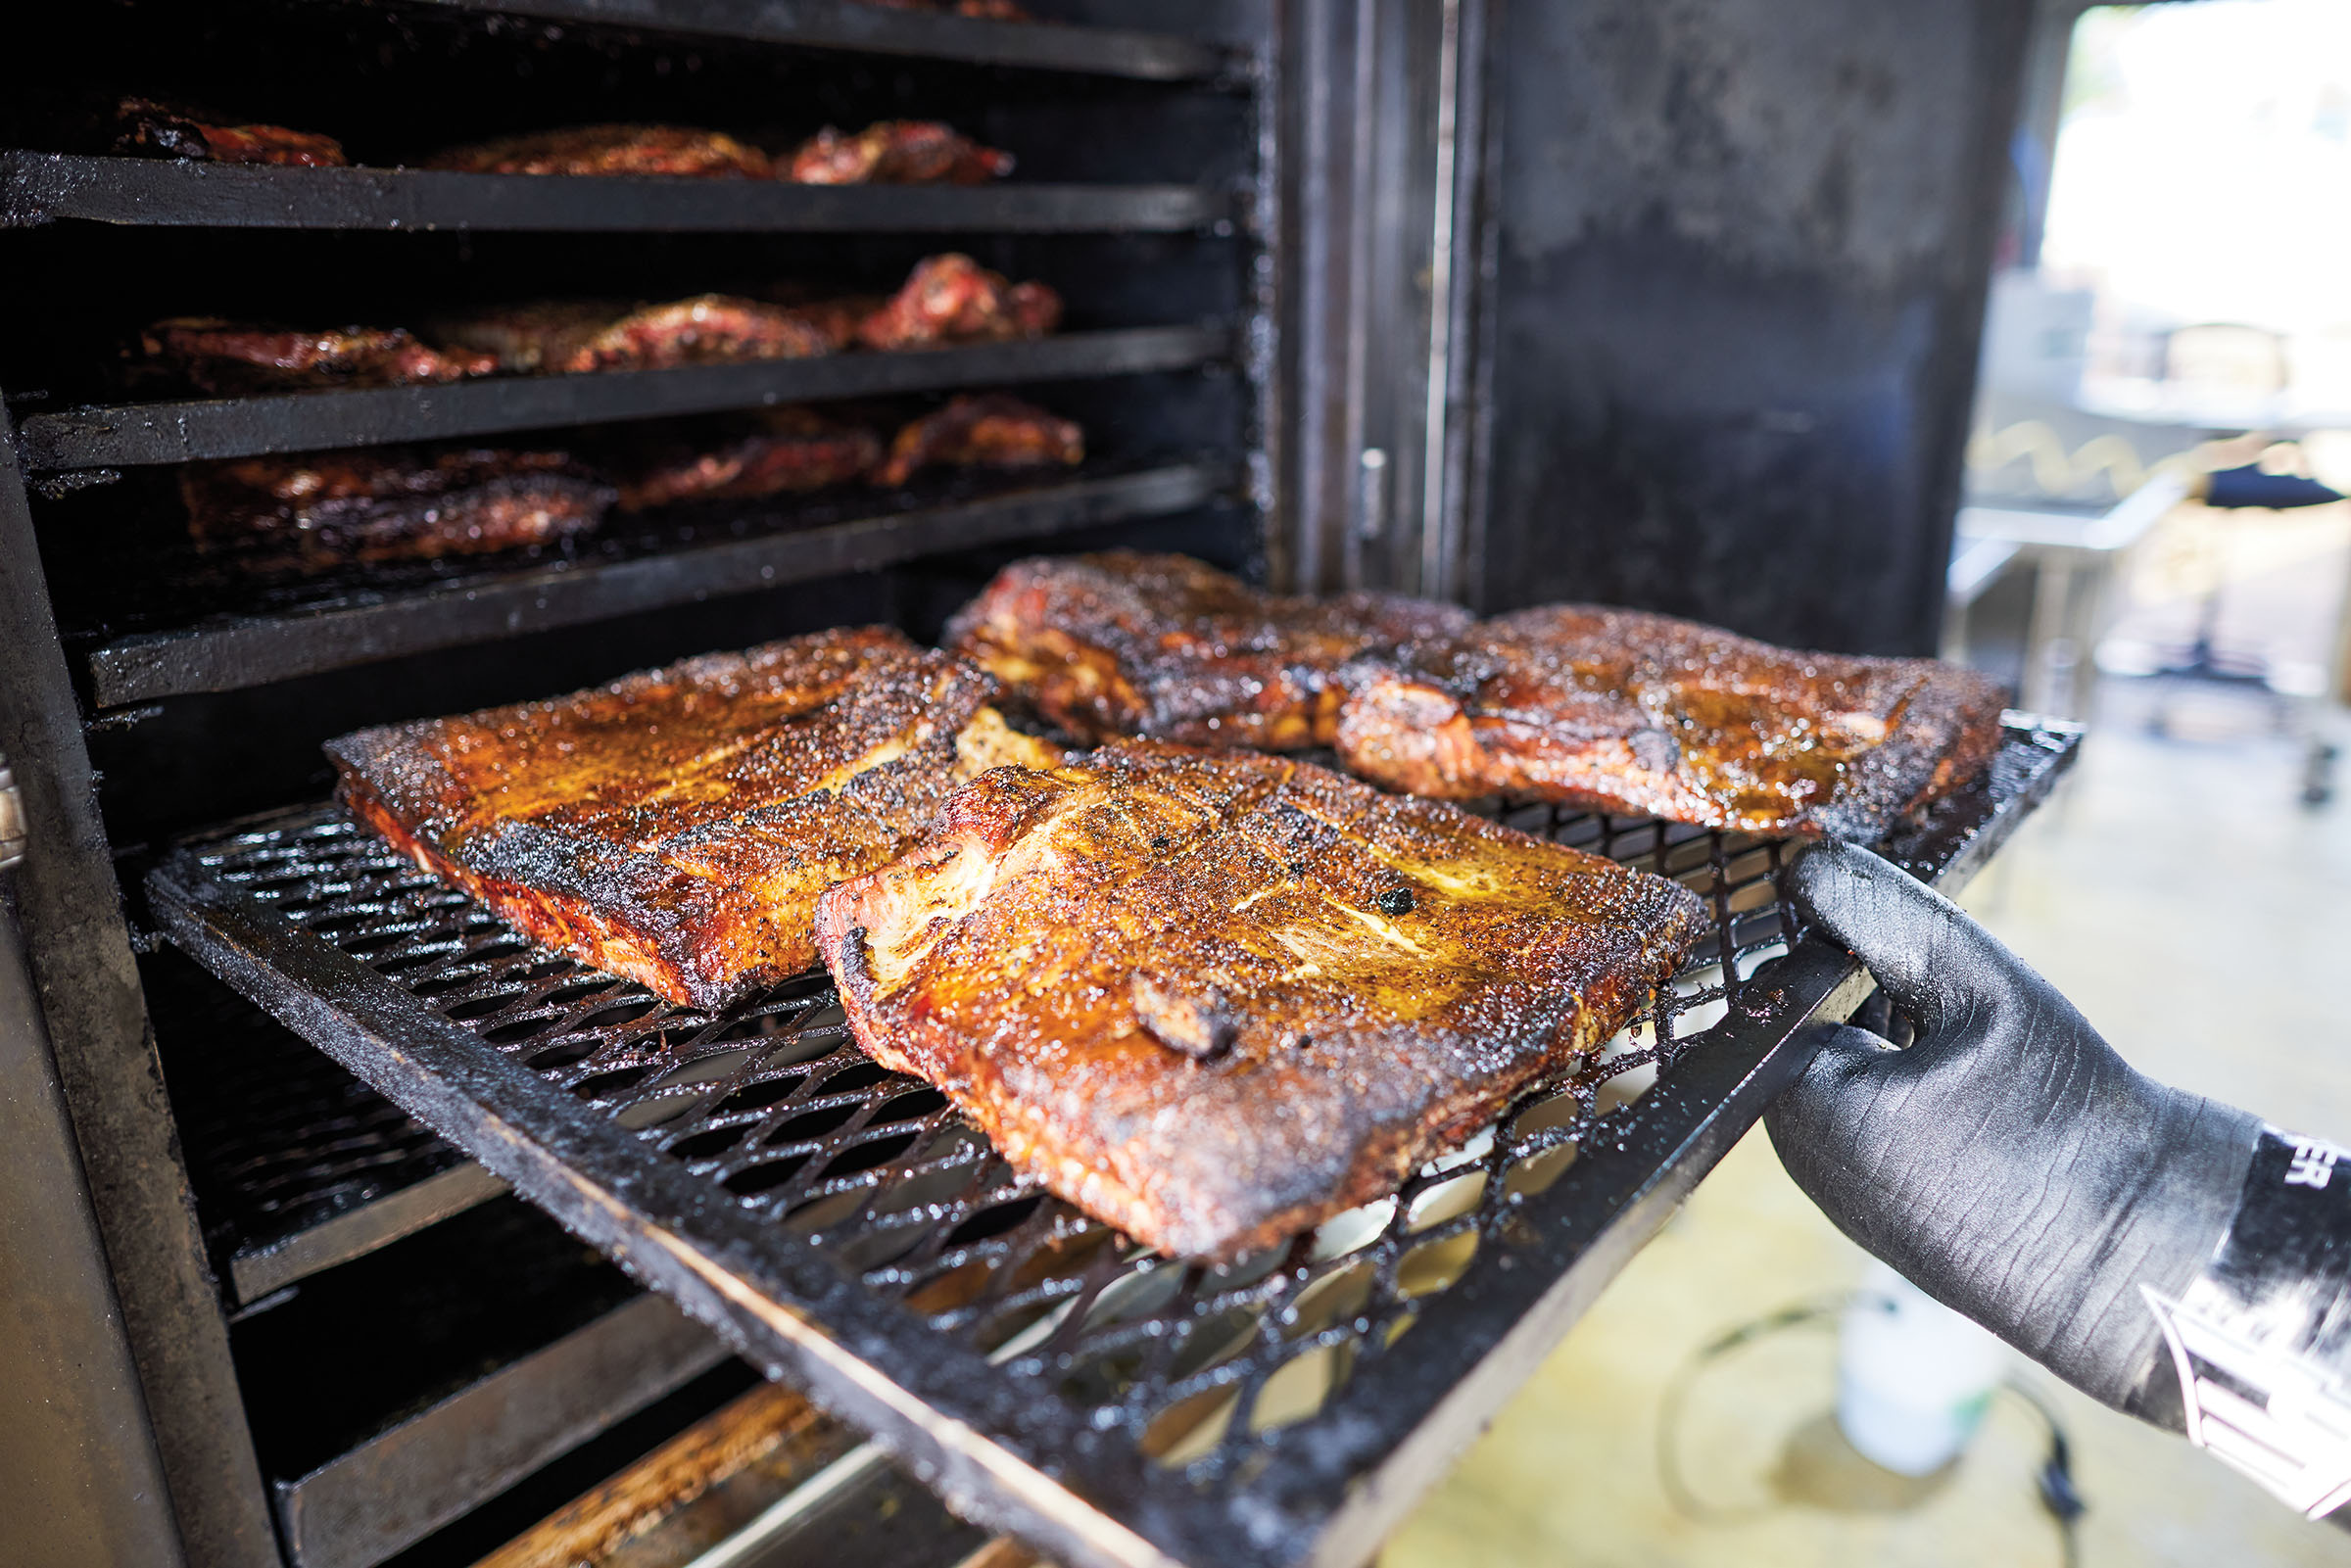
[148,718,2078,1568]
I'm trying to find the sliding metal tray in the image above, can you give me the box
[149,717,2078,1568]
[72,458,1232,706]
[20,326,1228,470]
[0,153,1220,235]
[390,0,1228,81]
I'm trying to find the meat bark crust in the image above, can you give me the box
[139,317,498,393]
[814,741,1708,1261]
[327,629,1056,1011]
[1336,604,2008,839]
[428,296,845,376]
[873,394,1082,488]
[855,254,1063,351]
[181,448,613,568]
[786,121,1014,185]
[945,551,1474,750]
[426,125,773,178]
[612,408,883,511]
[113,97,347,166]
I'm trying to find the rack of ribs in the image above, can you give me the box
[428,295,847,376]
[815,740,1708,1260]
[425,125,774,178]
[951,553,2006,838]
[181,447,613,569]
[138,317,499,394]
[611,409,884,511]
[947,551,1471,749]
[855,254,1062,351]
[328,630,1058,1011]
[1335,604,2009,838]
[112,96,348,166]
[872,394,1082,488]
[786,120,1014,185]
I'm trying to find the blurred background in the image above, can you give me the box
[1392,2,2351,1562]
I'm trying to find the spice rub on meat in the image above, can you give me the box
[181,447,613,569]
[946,551,1473,749]
[139,317,498,394]
[786,120,1014,185]
[426,125,774,178]
[113,96,347,166]
[328,630,1057,1011]
[816,741,1707,1261]
[872,394,1081,488]
[1337,605,2008,839]
[427,295,848,376]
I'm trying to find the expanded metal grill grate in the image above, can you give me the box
[150,717,2079,1568]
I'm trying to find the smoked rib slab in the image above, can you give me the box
[951,552,2007,839]
[327,629,1054,1011]
[947,551,1472,750]
[814,741,1708,1261]
[1337,604,2008,839]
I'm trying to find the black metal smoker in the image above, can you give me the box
[0,3,2043,1565]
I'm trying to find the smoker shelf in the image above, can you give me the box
[74,458,1230,706]
[150,719,2077,1568]
[393,0,1230,80]
[20,325,1231,470]
[152,949,506,1304]
[0,154,1222,236]
[233,1197,731,1568]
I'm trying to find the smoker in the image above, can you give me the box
[0,3,2048,1566]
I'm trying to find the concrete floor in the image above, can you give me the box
[1384,681,2351,1567]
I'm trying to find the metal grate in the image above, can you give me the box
[150,952,504,1305]
[150,717,2079,1568]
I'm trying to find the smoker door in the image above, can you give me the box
[1463,0,2034,651]
[1289,0,2033,654]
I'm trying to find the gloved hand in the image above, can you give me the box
[1766,838,2259,1423]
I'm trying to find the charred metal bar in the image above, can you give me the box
[86,460,1233,707]
[23,328,1233,470]
[0,155,1222,236]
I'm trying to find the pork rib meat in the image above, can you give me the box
[855,254,1062,351]
[947,550,1471,749]
[872,394,1081,488]
[815,740,1707,1260]
[426,125,773,178]
[329,629,1058,1011]
[429,295,846,376]
[1337,603,2009,838]
[181,447,613,569]
[612,408,884,510]
[139,317,499,393]
[786,120,1014,185]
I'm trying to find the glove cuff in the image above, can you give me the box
[2128,1124,2351,1520]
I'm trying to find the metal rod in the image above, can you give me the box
[25,327,1233,470]
[0,154,1221,235]
[1416,0,1463,600]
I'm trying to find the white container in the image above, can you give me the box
[1837,1260,2013,1476]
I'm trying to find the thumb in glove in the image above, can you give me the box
[1765,838,2257,1420]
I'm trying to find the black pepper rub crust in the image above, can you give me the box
[326,628,1055,1010]
[814,739,1710,1261]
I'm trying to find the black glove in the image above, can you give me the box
[1766,838,2260,1422]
